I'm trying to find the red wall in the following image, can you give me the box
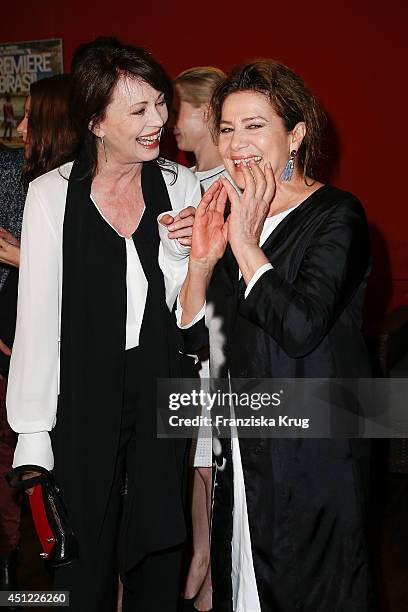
[1,0,407,324]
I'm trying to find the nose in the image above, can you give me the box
[230,127,247,152]
[149,102,167,127]
[16,117,27,138]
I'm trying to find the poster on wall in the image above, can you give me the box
[0,38,63,146]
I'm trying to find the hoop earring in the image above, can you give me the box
[100,136,108,163]
[281,149,297,181]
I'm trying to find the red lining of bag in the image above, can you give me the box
[29,484,55,557]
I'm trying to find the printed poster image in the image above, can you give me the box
[0,38,63,145]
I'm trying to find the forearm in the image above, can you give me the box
[6,183,59,470]
[179,260,214,326]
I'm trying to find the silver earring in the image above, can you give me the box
[100,136,107,163]
[281,149,297,181]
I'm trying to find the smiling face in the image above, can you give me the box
[218,90,302,190]
[16,95,31,156]
[93,76,168,165]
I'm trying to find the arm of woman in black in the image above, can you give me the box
[220,162,369,359]
[238,196,370,358]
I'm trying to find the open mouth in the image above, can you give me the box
[137,128,163,148]
[232,155,262,168]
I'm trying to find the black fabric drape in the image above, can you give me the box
[184,185,376,611]
[52,155,189,577]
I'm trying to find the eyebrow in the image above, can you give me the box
[220,115,267,124]
[129,93,165,108]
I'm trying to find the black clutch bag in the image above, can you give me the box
[6,464,78,568]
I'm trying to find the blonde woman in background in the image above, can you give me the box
[170,67,229,612]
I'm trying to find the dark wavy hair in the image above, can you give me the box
[70,36,176,179]
[210,60,326,180]
[23,74,78,182]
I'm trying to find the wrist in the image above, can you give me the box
[189,257,216,281]
[231,241,260,259]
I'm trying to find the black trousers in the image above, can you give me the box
[55,347,184,611]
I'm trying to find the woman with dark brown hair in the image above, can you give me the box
[179,60,374,611]
[7,37,200,612]
[0,74,77,270]
[19,74,78,183]
[0,73,78,597]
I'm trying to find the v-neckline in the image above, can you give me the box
[89,193,145,239]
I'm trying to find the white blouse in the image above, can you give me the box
[6,161,201,471]
[89,195,148,351]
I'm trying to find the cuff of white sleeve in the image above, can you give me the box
[12,432,54,471]
[176,295,206,329]
[244,263,274,298]
[157,211,191,256]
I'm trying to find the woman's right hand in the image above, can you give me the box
[190,180,228,268]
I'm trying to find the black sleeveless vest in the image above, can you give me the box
[52,156,188,566]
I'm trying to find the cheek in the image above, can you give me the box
[217,136,229,158]
[253,133,274,155]
[185,116,202,135]
[260,131,289,160]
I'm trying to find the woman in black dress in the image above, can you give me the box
[7,38,200,611]
[179,60,374,611]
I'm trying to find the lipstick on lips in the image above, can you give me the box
[137,128,163,149]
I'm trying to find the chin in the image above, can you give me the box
[176,140,190,153]
[138,146,161,161]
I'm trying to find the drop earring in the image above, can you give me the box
[281,149,297,181]
[100,135,107,163]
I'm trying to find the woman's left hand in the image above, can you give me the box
[220,161,275,257]
[160,206,196,247]
[0,237,20,267]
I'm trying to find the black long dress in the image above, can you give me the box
[51,157,192,610]
[186,185,375,612]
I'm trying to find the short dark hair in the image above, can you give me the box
[210,60,326,180]
[23,74,78,182]
[70,37,174,177]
